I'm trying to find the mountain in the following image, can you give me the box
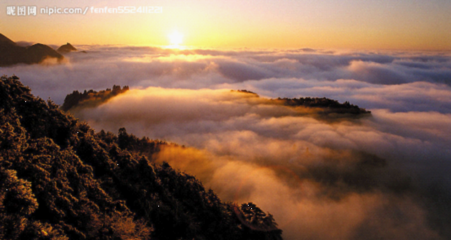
[274,96,370,114]
[233,89,371,116]
[0,75,283,240]
[0,33,64,66]
[57,43,77,53]
[61,85,130,112]
[0,33,16,46]
[61,87,370,117]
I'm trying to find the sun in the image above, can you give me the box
[168,31,184,46]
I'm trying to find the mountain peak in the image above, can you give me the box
[0,33,64,66]
[0,33,16,46]
[57,42,77,53]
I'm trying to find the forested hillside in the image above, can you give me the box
[61,85,129,111]
[0,75,283,240]
[233,90,370,115]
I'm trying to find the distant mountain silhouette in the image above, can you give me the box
[0,33,64,66]
[61,85,130,111]
[57,42,77,53]
[233,89,371,116]
[0,33,16,45]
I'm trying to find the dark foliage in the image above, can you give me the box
[232,89,260,97]
[275,97,371,114]
[232,89,371,115]
[0,75,283,240]
[61,85,129,112]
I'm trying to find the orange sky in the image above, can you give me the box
[1,0,450,50]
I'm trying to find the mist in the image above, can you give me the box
[1,45,451,239]
[1,46,450,110]
[71,87,451,240]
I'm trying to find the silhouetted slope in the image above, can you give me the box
[233,89,371,115]
[25,44,63,63]
[276,97,370,114]
[57,43,77,53]
[61,85,130,111]
[0,75,283,240]
[63,87,370,118]
[0,33,16,46]
[0,33,64,66]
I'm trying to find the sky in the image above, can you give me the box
[1,0,451,239]
[1,0,450,50]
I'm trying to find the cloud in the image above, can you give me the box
[225,79,451,113]
[1,46,450,105]
[68,87,451,239]
[1,45,451,239]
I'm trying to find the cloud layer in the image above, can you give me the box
[70,87,451,240]
[1,46,451,239]
[1,46,450,112]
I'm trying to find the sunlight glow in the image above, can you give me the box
[168,31,184,46]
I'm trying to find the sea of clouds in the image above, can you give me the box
[1,46,451,240]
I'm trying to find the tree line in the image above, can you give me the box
[0,75,283,240]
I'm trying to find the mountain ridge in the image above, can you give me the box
[0,75,283,240]
[0,33,64,66]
